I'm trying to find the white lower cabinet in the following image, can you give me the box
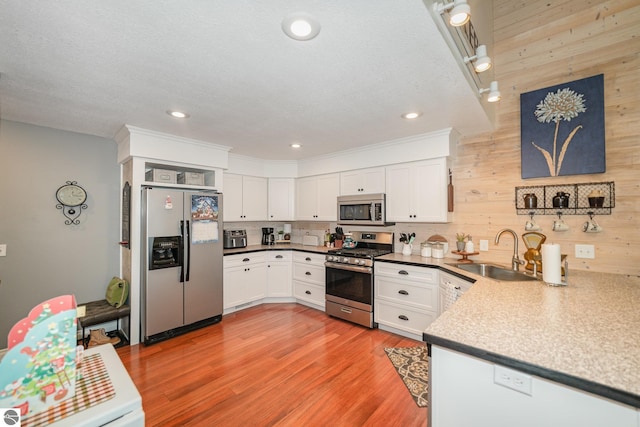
[374,261,439,339]
[266,251,292,298]
[292,252,326,309]
[223,253,267,311]
[431,346,640,427]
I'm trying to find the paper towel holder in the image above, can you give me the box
[545,254,569,287]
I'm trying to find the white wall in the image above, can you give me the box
[0,120,120,348]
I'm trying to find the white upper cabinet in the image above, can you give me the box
[223,174,268,221]
[340,167,386,195]
[385,158,450,223]
[268,178,295,221]
[295,173,340,221]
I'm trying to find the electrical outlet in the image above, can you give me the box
[575,244,595,259]
[77,305,86,317]
[494,365,533,396]
[479,240,489,251]
[0,244,6,257]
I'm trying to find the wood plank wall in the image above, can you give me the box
[441,0,640,275]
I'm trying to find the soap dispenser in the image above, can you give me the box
[464,235,475,253]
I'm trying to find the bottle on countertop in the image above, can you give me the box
[464,235,474,253]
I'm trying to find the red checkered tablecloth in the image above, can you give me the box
[22,352,115,427]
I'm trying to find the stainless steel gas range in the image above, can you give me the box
[325,231,394,328]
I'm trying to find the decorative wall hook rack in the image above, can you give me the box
[515,181,615,215]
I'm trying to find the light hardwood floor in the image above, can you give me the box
[116,303,428,426]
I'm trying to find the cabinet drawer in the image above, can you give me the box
[375,262,438,283]
[375,300,438,335]
[267,251,291,262]
[376,276,437,311]
[224,253,266,268]
[293,251,326,266]
[293,281,325,307]
[293,263,325,286]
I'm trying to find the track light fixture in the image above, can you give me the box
[464,44,492,73]
[479,81,501,103]
[435,0,471,27]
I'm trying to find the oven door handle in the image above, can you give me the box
[325,262,372,274]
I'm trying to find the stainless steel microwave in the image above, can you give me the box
[337,193,394,226]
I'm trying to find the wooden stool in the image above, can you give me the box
[78,299,130,348]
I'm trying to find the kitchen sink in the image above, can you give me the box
[447,263,539,282]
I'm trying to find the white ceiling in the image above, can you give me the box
[0,1,493,160]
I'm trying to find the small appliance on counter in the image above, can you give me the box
[262,227,275,245]
[224,229,247,249]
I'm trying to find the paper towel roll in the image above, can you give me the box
[542,243,562,285]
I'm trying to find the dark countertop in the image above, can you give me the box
[224,243,330,256]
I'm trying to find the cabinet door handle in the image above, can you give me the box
[398,315,409,321]
[276,255,283,259]
[398,290,409,295]
[305,271,312,276]
[455,286,461,290]
[398,270,409,275]
[341,307,352,314]
[305,257,312,261]
[243,258,250,262]
[305,290,311,295]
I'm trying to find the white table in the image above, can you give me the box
[47,344,144,427]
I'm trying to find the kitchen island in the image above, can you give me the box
[423,265,640,426]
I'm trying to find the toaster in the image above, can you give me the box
[223,229,247,249]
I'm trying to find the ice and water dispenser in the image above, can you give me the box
[149,236,182,270]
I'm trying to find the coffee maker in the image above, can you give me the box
[262,227,275,245]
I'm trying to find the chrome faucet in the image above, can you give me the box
[495,228,526,271]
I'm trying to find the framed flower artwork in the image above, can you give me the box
[520,74,605,179]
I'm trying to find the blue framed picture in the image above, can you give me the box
[520,74,605,179]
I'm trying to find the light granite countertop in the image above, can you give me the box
[413,257,640,408]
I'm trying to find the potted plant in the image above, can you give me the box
[455,233,468,252]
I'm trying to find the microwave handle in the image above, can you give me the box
[370,203,375,221]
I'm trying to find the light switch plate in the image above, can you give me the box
[479,240,489,251]
[77,305,86,317]
[0,244,6,257]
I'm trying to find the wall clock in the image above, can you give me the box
[56,181,88,225]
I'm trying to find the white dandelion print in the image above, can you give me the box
[520,75,605,179]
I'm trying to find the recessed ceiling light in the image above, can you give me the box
[290,143,302,148]
[282,13,321,41]
[167,110,190,119]
[402,112,422,119]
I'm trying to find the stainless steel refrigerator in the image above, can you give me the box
[141,186,223,344]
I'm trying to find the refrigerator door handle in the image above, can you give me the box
[179,220,185,282]
[185,220,191,282]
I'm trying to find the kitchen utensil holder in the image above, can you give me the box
[514,181,615,216]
